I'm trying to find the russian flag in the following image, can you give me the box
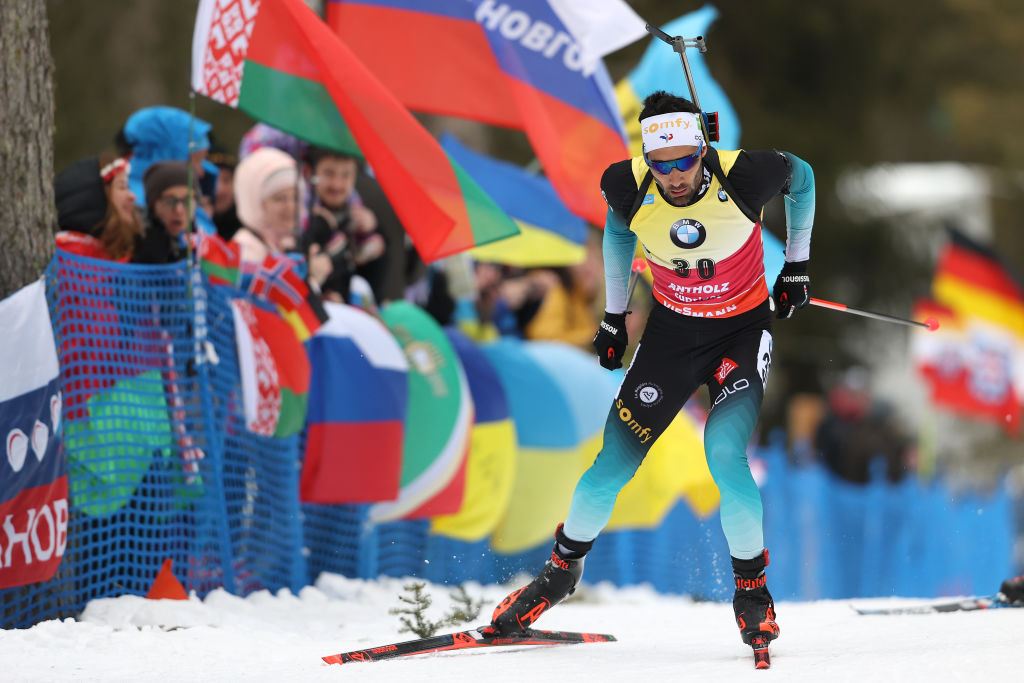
[300,302,409,504]
[326,0,629,226]
[0,281,67,589]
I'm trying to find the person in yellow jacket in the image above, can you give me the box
[483,91,816,658]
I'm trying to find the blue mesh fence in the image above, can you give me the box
[204,286,306,596]
[1,253,303,629]
[2,253,1018,630]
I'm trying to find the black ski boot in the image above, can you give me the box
[1001,574,1024,603]
[732,549,780,647]
[484,525,593,636]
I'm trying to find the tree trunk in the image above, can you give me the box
[0,0,56,299]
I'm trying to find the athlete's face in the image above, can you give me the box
[647,144,707,206]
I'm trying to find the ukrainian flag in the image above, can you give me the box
[441,133,589,267]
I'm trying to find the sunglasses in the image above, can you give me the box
[157,196,191,210]
[644,143,704,175]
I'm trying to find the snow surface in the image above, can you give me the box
[1,573,1017,682]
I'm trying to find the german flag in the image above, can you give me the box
[916,230,1024,435]
[933,230,1024,337]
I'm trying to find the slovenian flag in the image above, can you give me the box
[0,281,67,589]
[191,0,519,262]
[300,302,408,504]
[326,0,629,226]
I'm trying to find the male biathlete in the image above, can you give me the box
[482,91,816,661]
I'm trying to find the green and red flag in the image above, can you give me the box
[197,233,241,287]
[190,0,518,262]
[231,298,310,438]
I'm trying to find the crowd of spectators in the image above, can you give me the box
[51,107,611,349]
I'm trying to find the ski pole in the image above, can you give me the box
[809,297,940,331]
[625,257,648,310]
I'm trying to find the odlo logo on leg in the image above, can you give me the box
[615,399,653,444]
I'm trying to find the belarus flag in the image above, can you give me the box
[0,281,67,589]
[231,299,311,439]
[191,0,519,262]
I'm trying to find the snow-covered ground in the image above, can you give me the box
[1,573,1016,682]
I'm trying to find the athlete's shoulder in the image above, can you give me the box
[601,160,640,220]
[731,150,791,185]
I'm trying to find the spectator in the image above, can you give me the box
[208,140,241,241]
[117,106,218,228]
[523,236,603,348]
[133,161,199,264]
[238,123,313,229]
[232,146,301,264]
[300,146,386,303]
[815,367,913,484]
[54,154,141,261]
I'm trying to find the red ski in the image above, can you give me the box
[323,627,616,665]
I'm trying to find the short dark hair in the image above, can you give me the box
[638,91,700,121]
[305,146,360,171]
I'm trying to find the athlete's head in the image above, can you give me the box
[639,91,707,206]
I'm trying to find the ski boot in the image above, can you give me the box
[1001,574,1024,604]
[732,549,779,669]
[483,525,593,636]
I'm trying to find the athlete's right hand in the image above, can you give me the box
[592,312,628,370]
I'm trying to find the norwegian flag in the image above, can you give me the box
[245,253,308,311]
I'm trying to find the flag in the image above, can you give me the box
[615,6,741,153]
[231,298,310,438]
[546,0,647,67]
[933,230,1024,339]
[301,302,408,504]
[441,133,588,267]
[326,0,629,226]
[0,281,67,589]
[913,231,1024,434]
[198,233,241,287]
[368,302,473,522]
[483,339,611,553]
[191,0,518,262]
[242,253,326,340]
[430,329,517,541]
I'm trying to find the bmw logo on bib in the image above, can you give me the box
[669,218,707,249]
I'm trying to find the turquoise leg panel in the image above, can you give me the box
[562,409,647,542]
[705,389,764,560]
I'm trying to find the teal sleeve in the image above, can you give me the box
[782,152,815,262]
[603,208,638,314]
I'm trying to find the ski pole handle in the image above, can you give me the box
[809,297,940,331]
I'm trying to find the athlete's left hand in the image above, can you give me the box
[772,261,810,319]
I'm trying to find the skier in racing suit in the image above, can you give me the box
[483,91,816,653]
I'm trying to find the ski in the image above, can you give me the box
[322,627,616,665]
[853,593,1022,615]
[749,635,771,669]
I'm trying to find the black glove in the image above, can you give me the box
[1002,574,1024,603]
[592,312,627,370]
[772,260,810,319]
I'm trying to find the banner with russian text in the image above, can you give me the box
[0,280,67,589]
